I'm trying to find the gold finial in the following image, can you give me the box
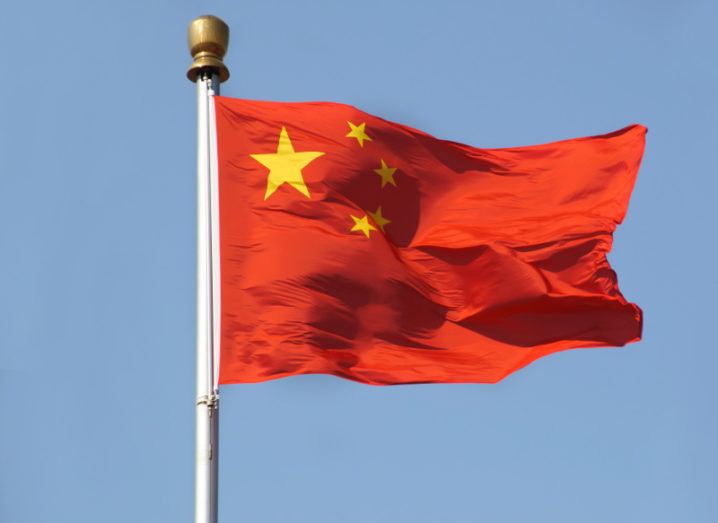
[187,15,230,83]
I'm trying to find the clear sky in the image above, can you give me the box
[1,1,716,522]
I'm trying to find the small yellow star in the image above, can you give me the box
[367,206,391,232]
[346,121,372,148]
[350,214,378,238]
[373,159,397,188]
[250,127,324,200]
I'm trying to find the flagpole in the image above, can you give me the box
[187,15,230,523]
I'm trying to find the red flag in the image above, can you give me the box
[214,96,645,385]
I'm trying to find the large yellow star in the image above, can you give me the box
[373,159,397,188]
[367,206,391,232]
[350,214,378,238]
[250,127,325,200]
[346,121,372,148]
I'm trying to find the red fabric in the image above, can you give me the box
[214,96,646,385]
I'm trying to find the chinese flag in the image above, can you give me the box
[214,96,645,385]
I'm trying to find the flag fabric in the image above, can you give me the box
[214,96,646,385]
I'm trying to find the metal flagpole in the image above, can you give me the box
[187,15,230,523]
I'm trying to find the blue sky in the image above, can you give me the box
[1,1,716,522]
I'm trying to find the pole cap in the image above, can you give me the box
[187,15,230,83]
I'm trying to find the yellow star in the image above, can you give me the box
[346,121,372,148]
[350,214,378,238]
[373,159,397,188]
[367,206,391,232]
[250,127,325,200]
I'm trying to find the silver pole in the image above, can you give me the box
[195,70,220,523]
[187,15,229,523]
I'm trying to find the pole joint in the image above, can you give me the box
[196,393,220,409]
